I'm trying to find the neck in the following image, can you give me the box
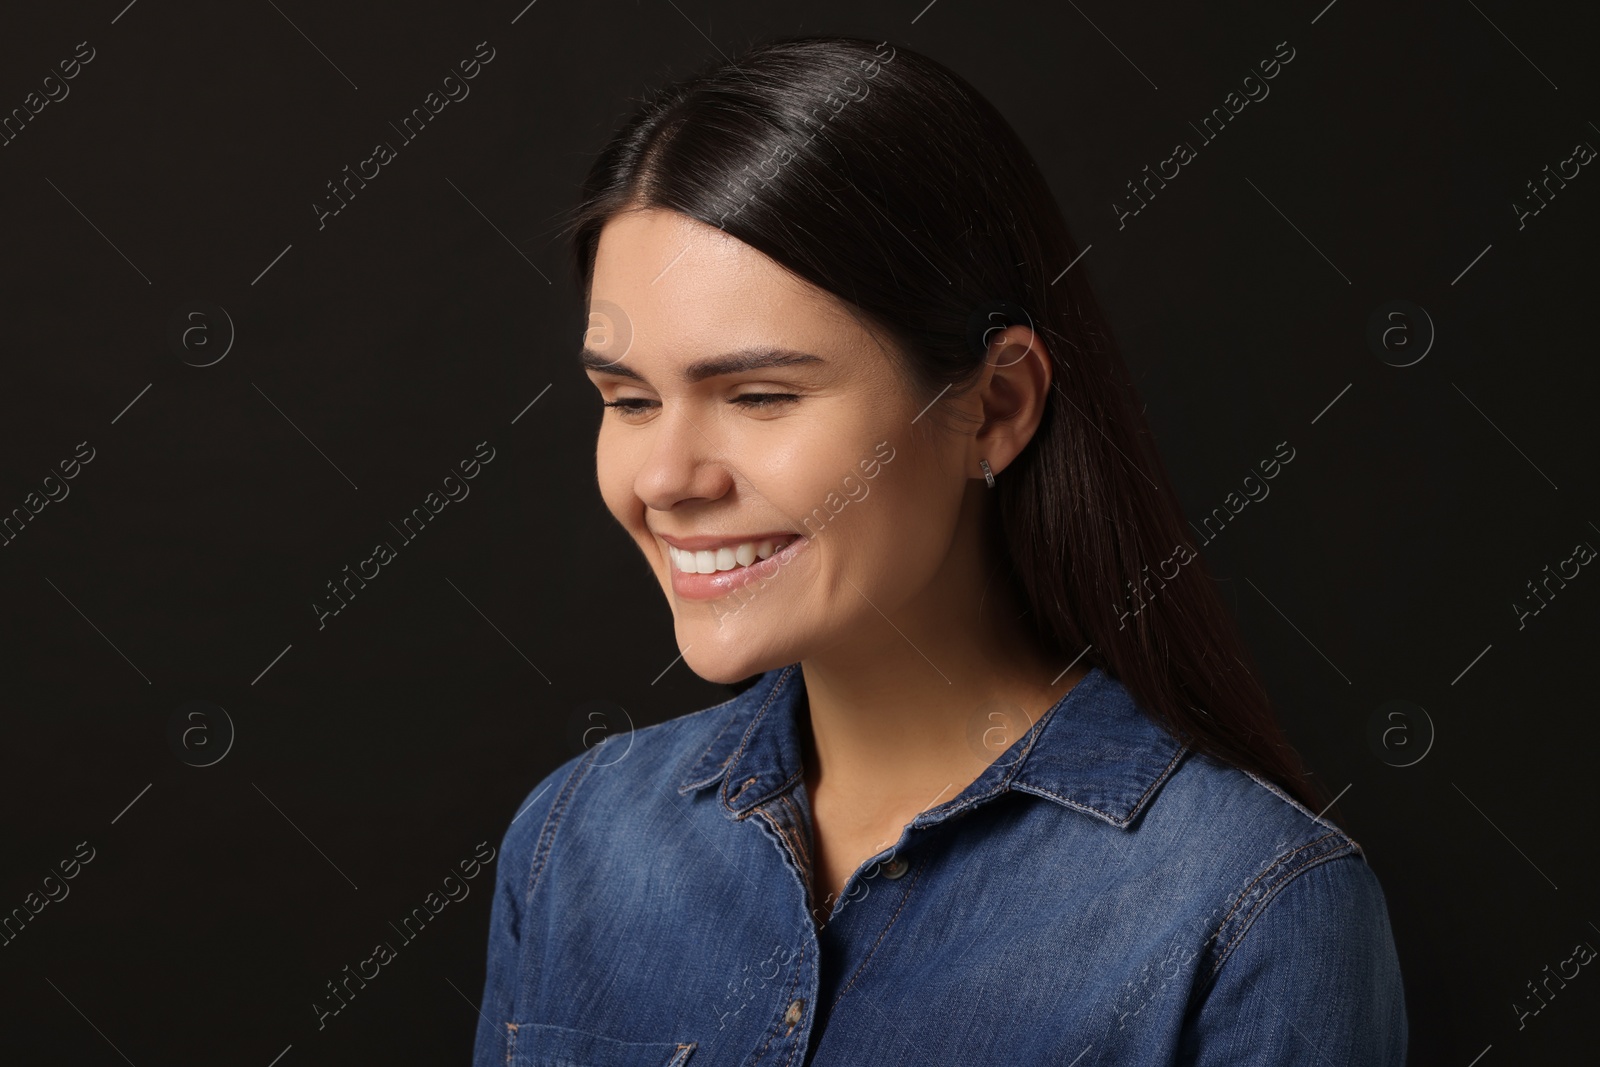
[797,489,1088,822]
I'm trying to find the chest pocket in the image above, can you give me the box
[506,1021,696,1067]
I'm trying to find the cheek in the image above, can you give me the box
[594,437,640,527]
[845,456,958,574]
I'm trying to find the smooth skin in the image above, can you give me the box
[582,207,1089,927]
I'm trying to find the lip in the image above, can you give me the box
[665,533,811,601]
[658,531,799,551]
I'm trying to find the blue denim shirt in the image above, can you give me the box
[472,664,1406,1066]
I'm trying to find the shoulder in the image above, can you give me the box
[490,678,760,869]
[1146,751,1391,979]
[1159,759,1408,1056]
[1178,851,1407,1061]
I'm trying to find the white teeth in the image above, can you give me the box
[670,536,796,574]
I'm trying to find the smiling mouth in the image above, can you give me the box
[667,535,802,575]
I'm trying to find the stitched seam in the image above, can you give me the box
[1204,834,1358,981]
[514,746,602,1008]
[994,676,1189,826]
[777,809,804,877]
[1206,849,1359,982]
[1122,742,1190,820]
[522,746,600,910]
[721,666,801,812]
[728,664,797,766]
[746,912,807,1067]
[754,803,811,914]
[777,1020,801,1067]
[746,801,811,1067]
[507,1026,699,1066]
[681,688,764,788]
[778,793,811,873]
[1211,831,1341,936]
[835,854,923,1004]
[998,666,1111,797]
[776,943,808,1067]
[1243,768,1361,845]
[736,764,806,816]
[1014,737,1186,827]
[774,798,818,919]
[913,714,1055,822]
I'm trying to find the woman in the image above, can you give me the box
[473,33,1406,1066]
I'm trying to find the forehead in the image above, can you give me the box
[588,208,863,358]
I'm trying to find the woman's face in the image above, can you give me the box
[583,208,974,684]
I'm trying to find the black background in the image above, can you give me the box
[2,1,1597,1063]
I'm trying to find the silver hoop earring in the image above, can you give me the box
[980,458,996,489]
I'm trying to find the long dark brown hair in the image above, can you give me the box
[559,33,1328,815]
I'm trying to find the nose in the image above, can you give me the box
[632,403,732,512]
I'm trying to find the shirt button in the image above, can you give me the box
[881,857,908,879]
[783,998,805,1027]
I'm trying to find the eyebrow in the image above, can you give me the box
[579,346,827,385]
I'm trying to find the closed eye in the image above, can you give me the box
[600,393,800,418]
[599,397,654,415]
[730,393,800,409]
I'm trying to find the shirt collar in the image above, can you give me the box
[676,663,1188,830]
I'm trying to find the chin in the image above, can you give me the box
[677,621,796,685]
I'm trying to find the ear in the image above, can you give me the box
[968,325,1053,481]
